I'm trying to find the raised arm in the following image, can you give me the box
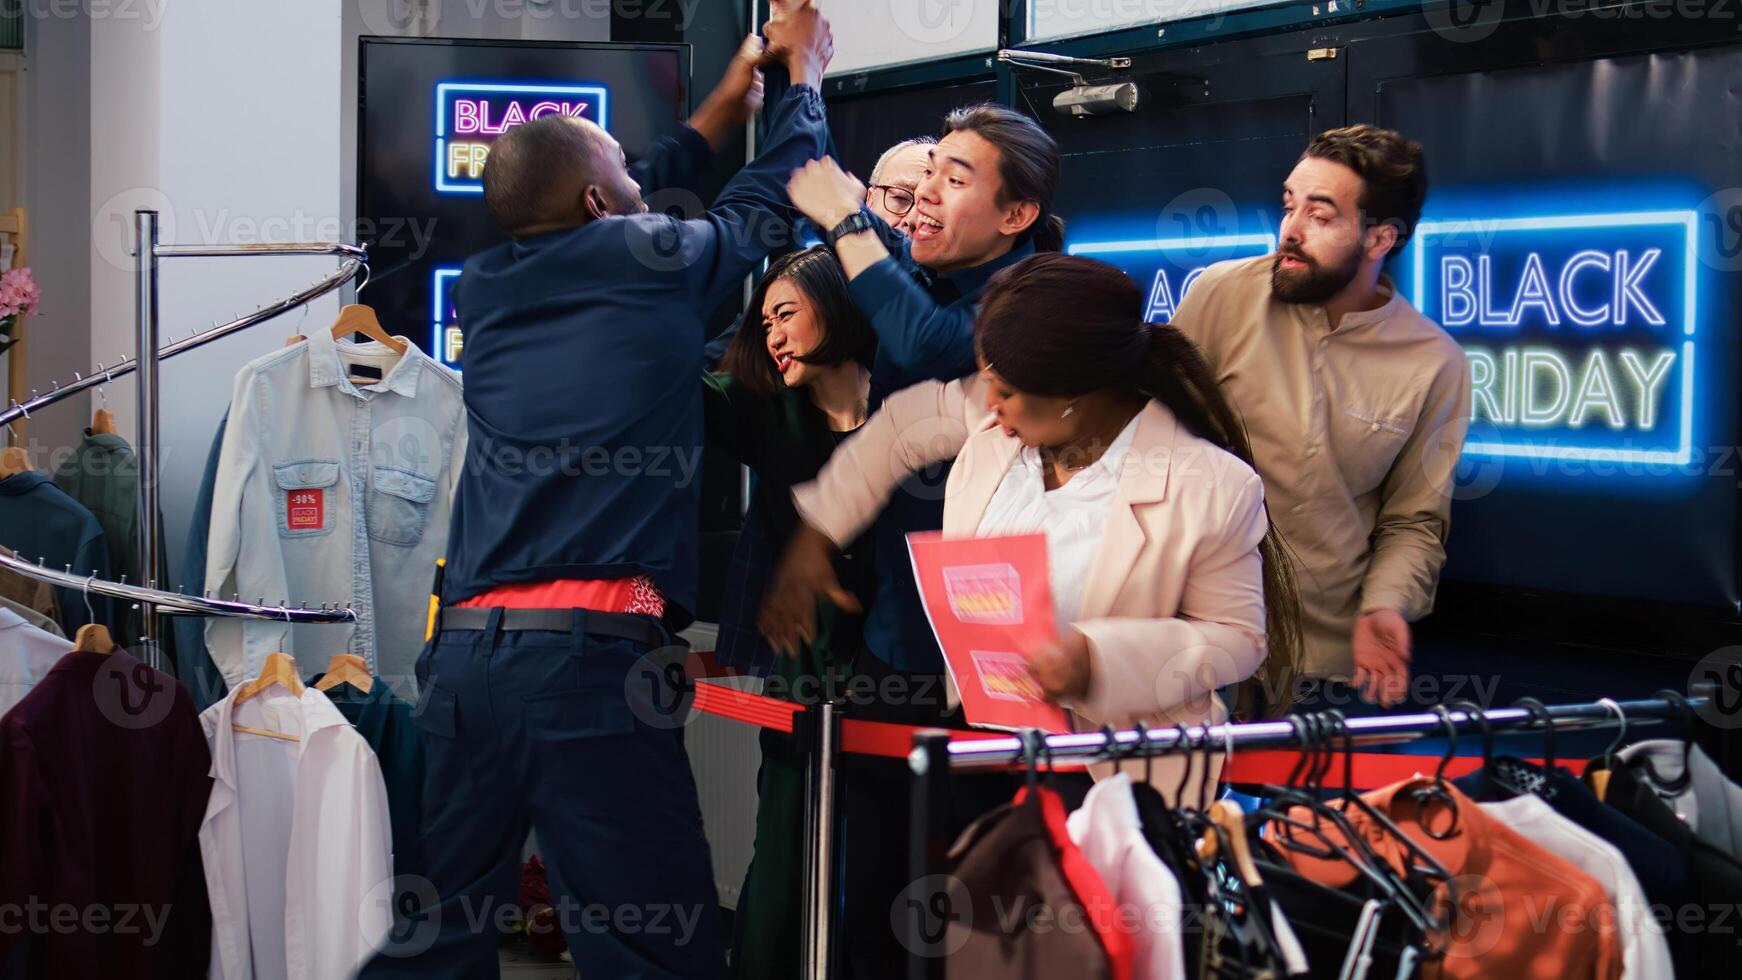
[792,374,984,547]
[762,374,987,654]
[786,157,977,381]
[631,1,833,307]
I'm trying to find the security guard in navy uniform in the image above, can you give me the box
[360,5,835,977]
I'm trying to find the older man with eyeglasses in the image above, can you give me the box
[864,136,935,236]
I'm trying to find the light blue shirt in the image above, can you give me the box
[205,330,465,693]
[0,606,73,716]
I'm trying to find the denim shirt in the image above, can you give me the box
[205,330,466,693]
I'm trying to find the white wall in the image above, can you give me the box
[151,1,349,588]
[1025,0,1269,42]
[16,7,92,463]
[823,0,1000,76]
[85,0,161,456]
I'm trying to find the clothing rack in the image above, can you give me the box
[904,692,1708,980]
[0,221,367,667]
[0,548,358,624]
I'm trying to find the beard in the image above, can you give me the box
[1270,244,1361,304]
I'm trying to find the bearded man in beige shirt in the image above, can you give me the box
[1171,125,1471,708]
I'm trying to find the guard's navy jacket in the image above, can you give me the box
[443,84,828,624]
[849,232,1036,673]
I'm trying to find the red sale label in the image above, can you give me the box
[287,488,325,531]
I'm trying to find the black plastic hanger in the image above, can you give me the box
[1636,689,1694,794]
[1514,697,1556,774]
[1406,704,1463,840]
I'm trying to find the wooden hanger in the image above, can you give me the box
[90,408,117,435]
[330,304,407,354]
[1196,799,1264,888]
[73,623,116,653]
[232,652,305,742]
[314,653,373,694]
[0,446,31,478]
[329,304,406,387]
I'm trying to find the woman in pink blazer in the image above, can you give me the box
[762,254,1303,762]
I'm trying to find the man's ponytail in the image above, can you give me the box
[1139,327,1303,720]
[1032,213,1066,253]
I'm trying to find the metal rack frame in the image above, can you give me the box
[0,217,366,665]
[0,548,359,624]
[904,692,1708,980]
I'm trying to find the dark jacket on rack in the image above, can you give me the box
[0,471,112,635]
[945,786,1133,980]
[0,649,212,979]
[1598,760,1742,976]
[52,429,172,657]
[171,411,230,710]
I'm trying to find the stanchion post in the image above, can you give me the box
[804,699,843,980]
[908,729,951,980]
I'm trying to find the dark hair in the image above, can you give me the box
[721,247,878,396]
[483,114,593,235]
[941,104,1065,253]
[975,253,1303,719]
[1302,125,1428,259]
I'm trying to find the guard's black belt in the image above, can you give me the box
[436,606,665,647]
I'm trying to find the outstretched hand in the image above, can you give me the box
[1351,608,1411,707]
[758,522,861,657]
[787,157,866,234]
[763,0,834,87]
[690,35,767,150]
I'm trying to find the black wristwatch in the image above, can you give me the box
[827,211,874,246]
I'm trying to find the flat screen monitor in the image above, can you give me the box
[357,36,691,371]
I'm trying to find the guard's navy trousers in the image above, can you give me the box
[360,608,722,979]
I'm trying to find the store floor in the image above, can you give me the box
[499,946,572,977]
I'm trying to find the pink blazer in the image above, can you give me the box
[793,374,1271,787]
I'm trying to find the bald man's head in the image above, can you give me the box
[483,115,645,237]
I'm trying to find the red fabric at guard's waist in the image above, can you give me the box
[456,577,667,617]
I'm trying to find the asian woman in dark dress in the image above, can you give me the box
[704,246,877,979]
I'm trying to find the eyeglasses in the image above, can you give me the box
[870,184,916,216]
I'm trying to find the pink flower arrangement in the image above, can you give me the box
[0,267,39,322]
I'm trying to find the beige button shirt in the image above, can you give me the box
[1171,256,1471,680]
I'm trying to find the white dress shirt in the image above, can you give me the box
[200,683,393,980]
[1067,773,1188,979]
[205,330,466,695]
[0,605,72,716]
[1481,794,1673,980]
[977,414,1139,624]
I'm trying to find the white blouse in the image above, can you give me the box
[975,413,1140,625]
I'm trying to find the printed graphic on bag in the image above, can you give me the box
[971,650,1046,703]
[287,489,325,531]
[942,563,1023,625]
